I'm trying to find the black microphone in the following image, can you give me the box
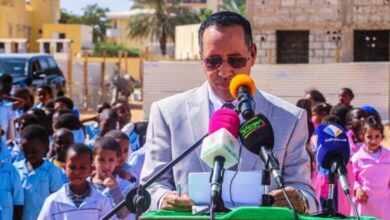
[238,113,284,188]
[229,74,256,120]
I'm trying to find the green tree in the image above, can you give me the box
[128,0,200,56]
[59,9,82,24]
[221,0,247,17]
[199,8,213,22]
[81,4,110,43]
[59,4,109,43]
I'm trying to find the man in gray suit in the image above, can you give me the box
[141,11,318,214]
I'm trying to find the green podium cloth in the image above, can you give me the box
[140,207,376,220]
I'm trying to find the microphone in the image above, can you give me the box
[238,113,284,188]
[200,108,240,203]
[229,74,256,120]
[313,123,351,194]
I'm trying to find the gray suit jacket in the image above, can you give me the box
[141,82,317,211]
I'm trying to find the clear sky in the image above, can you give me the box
[60,0,133,15]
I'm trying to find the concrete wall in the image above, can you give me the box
[247,0,390,64]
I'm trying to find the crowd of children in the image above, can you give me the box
[300,88,390,219]
[0,74,145,220]
[0,71,389,219]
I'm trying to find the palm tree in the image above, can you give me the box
[221,0,247,17]
[128,0,200,56]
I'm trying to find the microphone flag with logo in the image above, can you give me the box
[313,124,350,170]
[201,108,240,170]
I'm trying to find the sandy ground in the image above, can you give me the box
[80,103,390,148]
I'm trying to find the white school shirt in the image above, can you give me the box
[38,184,113,220]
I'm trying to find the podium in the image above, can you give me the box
[140,207,377,220]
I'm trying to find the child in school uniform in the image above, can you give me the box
[351,116,390,219]
[38,143,112,220]
[91,137,136,219]
[104,130,136,182]
[13,125,65,220]
[0,142,24,220]
[50,128,74,172]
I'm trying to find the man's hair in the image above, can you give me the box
[93,136,122,158]
[198,11,253,54]
[21,125,49,147]
[67,143,93,162]
[0,74,13,84]
[54,96,74,110]
[104,129,129,141]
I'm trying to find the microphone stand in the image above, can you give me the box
[314,161,346,218]
[100,134,208,220]
[195,157,231,215]
[261,169,275,206]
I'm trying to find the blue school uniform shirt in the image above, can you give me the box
[0,139,11,162]
[14,159,65,220]
[8,139,25,163]
[0,161,24,220]
[127,147,145,186]
[84,123,100,141]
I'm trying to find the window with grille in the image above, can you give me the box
[277,30,309,64]
[354,30,389,62]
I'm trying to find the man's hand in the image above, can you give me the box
[268,186,306,214]
[356,187,368,204]
[161,191,194,211]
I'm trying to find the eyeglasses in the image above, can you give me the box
[202,56,250,70]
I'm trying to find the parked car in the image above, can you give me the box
[0,53,66,96]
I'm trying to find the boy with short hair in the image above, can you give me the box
[13,125,65,220]
[91,137,135,219]
[104,130,135,182]
[38,143,112,220]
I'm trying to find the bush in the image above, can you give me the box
[93,43,140,57]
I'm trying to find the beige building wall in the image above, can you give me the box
[0,0,60,52]
[247,0,390,64]
[42,24,93,56]
[175,24,200,60]
[0,0,32,39]
[29,0,60,52]
[106,16,149,51]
